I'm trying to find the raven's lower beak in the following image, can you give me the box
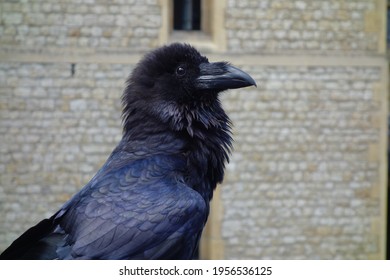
[196,62,256,90]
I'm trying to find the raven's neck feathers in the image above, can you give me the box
[121,94,232,201]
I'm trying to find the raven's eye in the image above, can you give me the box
[176,66,186,77]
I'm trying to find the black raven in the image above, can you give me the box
[0,43,256,259]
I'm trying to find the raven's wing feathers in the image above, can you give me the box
[1,152,207,260]
[0,215,62,259]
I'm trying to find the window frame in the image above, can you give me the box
[159,0,227,52]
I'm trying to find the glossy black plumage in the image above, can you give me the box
[0,43,256,259]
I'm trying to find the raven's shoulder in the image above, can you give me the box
[55,153,208,259]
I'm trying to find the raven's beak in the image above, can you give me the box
[196,62,257,90]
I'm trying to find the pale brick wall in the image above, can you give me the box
[0,0,387,259]
[0,0,161,53]
[220,64,385,259]
[225,0,381,54]
[0,62,127,247]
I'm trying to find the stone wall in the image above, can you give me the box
[0,0,388,259]
[220,63,386,259]
[0,0,161,53]
[225,0,384,54]
[0,62,128,247]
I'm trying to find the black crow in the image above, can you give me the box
[0,43,256,259]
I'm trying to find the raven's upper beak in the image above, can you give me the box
[196,62,257,90]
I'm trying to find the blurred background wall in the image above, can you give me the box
[0,0,388,259]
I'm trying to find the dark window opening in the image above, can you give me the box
[387,1,390,49]
[387,4,390,48]
[174,0,201,31]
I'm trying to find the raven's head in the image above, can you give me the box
[122,43,256,135]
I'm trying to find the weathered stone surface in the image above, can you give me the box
[0,62,126,249]
[220,65,384,259]
[225,0,380,54]
[0,0,387,260]
[0,0,161,52]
